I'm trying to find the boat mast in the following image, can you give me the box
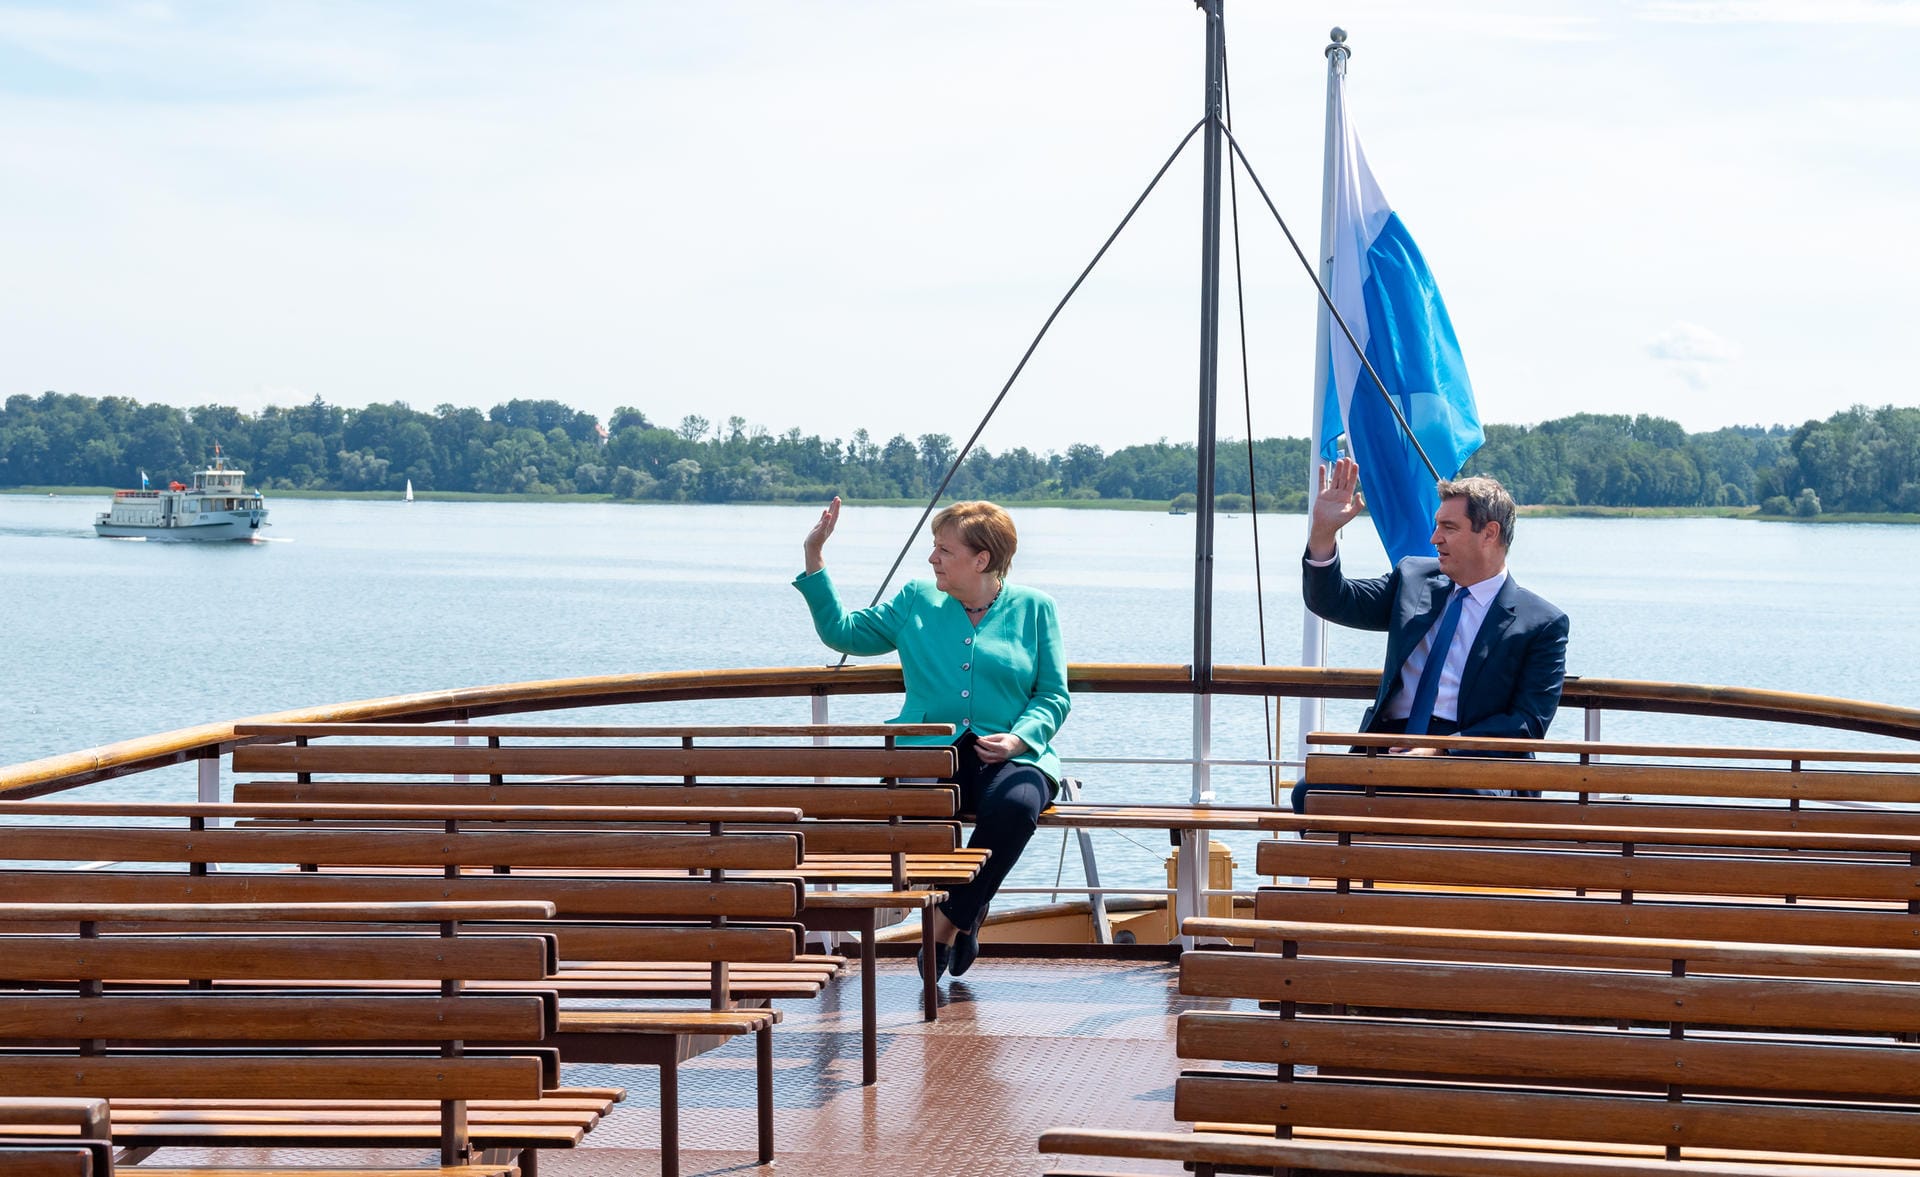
[1190,0,1225,806]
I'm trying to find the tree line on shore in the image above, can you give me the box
[4,390,1918,516]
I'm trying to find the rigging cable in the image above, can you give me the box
[839,116,1211,638]
[1219,127,1441,483]
[1218,28,1281,802]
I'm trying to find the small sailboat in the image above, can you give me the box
[403,479,414,504]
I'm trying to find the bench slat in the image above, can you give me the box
[0,995,545,1040]
[1255,889,1920,951]
[1258,841,1920,901]
[1306,791,1920,836]
[0,827,801,870]
[1174,1073,1920,1159]
[235,780,959,818]
[1037,1128,1897,1177]
[231,744,956,779]
[2,934,552,981]
[235,818,960,855]
[0,870,802,920]
[1304,753,1920,802]
[1180,1013,1920,1096]
[0,1056,542,1101]
[1180,951,1920,1033]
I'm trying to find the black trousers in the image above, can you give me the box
[938,733,1058,932]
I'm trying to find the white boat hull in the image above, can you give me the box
[94,514,266,541]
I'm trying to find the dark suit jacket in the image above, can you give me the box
[1302,549,1570,741]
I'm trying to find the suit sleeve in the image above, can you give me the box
[792,569,911,657]
[1010,594,1070,756]
[1301,548,1397,632]
[1455,609,1570,741]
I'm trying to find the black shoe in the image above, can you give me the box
[917,941,950,982]
[949,907,989,977]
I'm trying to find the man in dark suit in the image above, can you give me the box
[1293,456,1569,812]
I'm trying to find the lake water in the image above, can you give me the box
[7,493,1919,900]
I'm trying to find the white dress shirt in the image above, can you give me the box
[1307,548,1505,723]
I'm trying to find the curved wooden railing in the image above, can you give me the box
[4,663,1919,798]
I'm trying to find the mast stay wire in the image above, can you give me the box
[1217,31,1281,802]
[837,117,1212,655]
[1219,125,1441,483]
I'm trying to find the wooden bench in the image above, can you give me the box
[0,1100,112,1176]
[0,898,603,1176]
[1299,733,1920,821]
[1043,920,1920,1176]
[0,800,803,1176]
[230,722,975,1060]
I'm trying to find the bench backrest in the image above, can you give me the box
[230,723,965,886]
[0,902,555,1165]
[0,805,807,1010]
[1177,935,1920,1163]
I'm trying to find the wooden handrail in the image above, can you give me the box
[5,662,1918,798]
[234,722,957,739]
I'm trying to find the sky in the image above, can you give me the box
[3,0,1918,454]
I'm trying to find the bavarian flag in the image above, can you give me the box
[1317,70,1483,565]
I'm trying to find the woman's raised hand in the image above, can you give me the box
[803,496,842,574]
[1306,457,1365,560]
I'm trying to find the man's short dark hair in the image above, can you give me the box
[1437,474,1516,549]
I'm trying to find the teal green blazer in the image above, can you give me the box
[793,570,1070,783]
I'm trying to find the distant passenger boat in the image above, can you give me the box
[94,445,268,541]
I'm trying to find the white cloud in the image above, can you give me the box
[1647,322,1742,390]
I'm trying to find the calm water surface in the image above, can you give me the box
[7,494,1918,896]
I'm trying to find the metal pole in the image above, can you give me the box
[1190,0,1225,814]
[1297,28,1347,778]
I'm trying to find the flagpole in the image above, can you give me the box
[1189,0,1225,809]
[1298,27,1347,776]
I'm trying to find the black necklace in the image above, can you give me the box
[963,584,1003,616]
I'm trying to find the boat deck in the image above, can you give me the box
[152,954,1209,1176]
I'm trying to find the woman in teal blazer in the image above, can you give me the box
[795,497,1070,981]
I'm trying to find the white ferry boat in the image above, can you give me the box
[93,445,269,541]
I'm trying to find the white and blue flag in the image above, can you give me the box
[139,469,149,490]
[1317,72,1483,565]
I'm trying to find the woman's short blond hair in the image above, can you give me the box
[931,500,1018,578]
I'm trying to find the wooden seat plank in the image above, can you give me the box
[233,743,955,779]
[2,934,553,982]
[0,827,802,871]
[236,780,959,818]
[1038,1128,1906,1177]
[0,870,804,920]
[1179,951,1920,1033]
[1258,840,1920,900]
[0,995,546,1041]
[0,1056,542,1101]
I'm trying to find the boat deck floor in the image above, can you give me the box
[147,956,1210,1176]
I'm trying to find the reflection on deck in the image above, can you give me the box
[151,957,1208,1176]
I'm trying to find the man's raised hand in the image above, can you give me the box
[1307,457,1365,559]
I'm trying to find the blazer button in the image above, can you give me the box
[964,637,973,645]
[961,663,970,671]
[961,690,970,698]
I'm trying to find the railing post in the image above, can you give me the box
[197,752,221,804]
[452,713,470,783]
[1585,706,1603,747]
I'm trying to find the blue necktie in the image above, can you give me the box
[1403,587,1466,736]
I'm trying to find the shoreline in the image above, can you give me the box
[7,487,1915,524]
